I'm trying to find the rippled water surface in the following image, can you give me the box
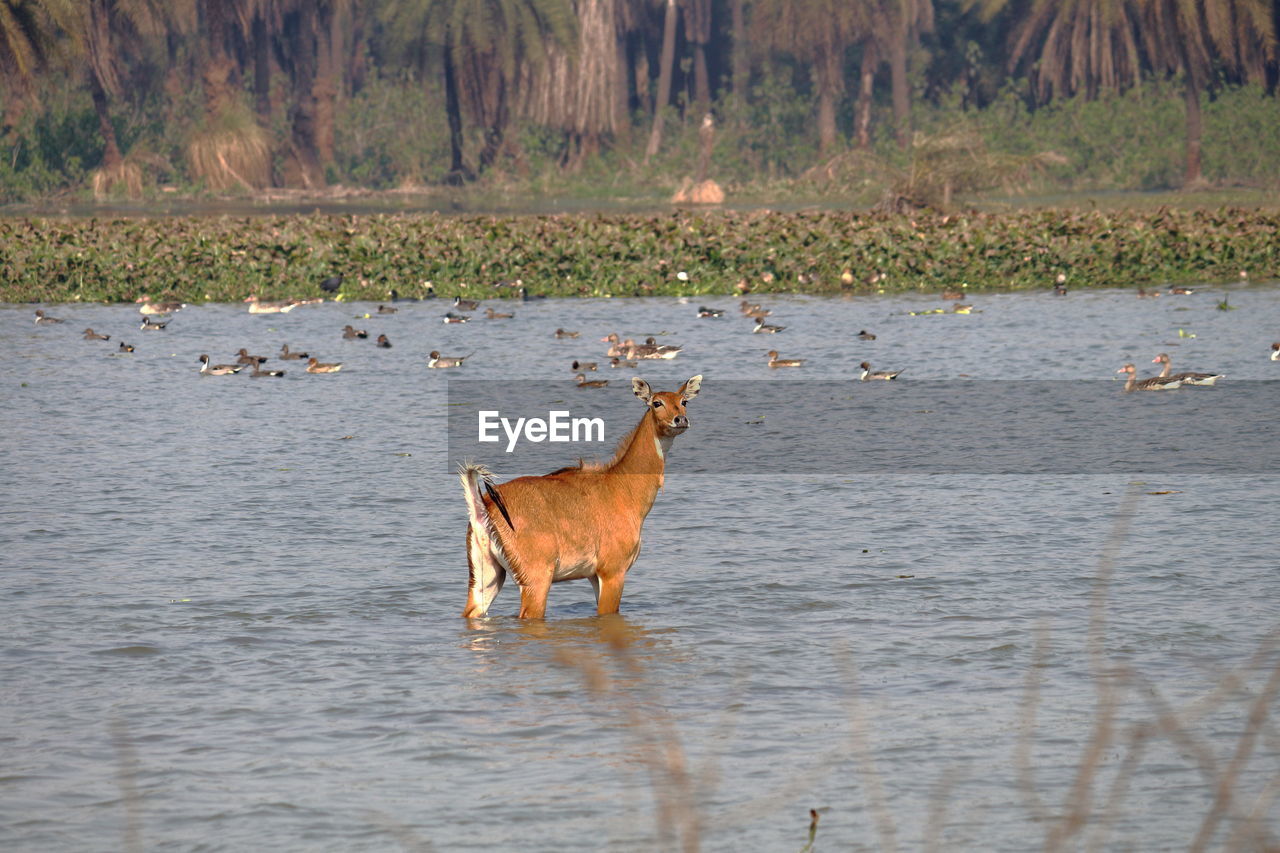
[3,286,1279,851]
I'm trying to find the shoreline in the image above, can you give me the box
[3,208,1277,304]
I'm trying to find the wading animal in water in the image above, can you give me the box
[459,375,702,618]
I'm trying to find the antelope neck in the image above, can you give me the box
[608,408,669,486]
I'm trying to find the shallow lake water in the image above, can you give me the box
[3,285,1279,851]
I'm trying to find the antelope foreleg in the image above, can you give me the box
[517,570,552,619]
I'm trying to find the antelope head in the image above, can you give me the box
[632,375,702,438]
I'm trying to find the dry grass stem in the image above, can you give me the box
[1016,620,1051,825]
[109,717,143,853]
[1043,484,1141,851]
[838,647,898,853]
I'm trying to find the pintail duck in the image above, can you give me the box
[376,334,392,348]
[767,350,804,368]
[249,363,286,378]
[245,295,299,313]
[1136,288,1161,299]
[859,361,902,381]
[140,316,168,330]
[34,310,64,325]
[83,328,110,341]
[1117,363,1180,391]
[698,306,724,318]
[279,343,309,360]
[752,318,785,334]
[575,373,609,388]
[625,338,682,359]
[343,325,369,339]
[198,354,245,376]
[942,289,965,301]
[137,296,183,314]
[554,328,581,339]
[442,312,469,324]
[951,302,973,314]
[306,357,343,373]
[610,357,638,369]
[1169,286,1194,295]
[453,296,480,311]
[235,348,267,365]
[1271,343,1280,361]
[572,360,597,372]
[118,342,135,353]
[428,350,471,368]
[377,304,398,314]
[857,329,877,340]
[1152,353,1223,386]
[739,300,769,316]
[484,307,514,319]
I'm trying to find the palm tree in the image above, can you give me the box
[872,0,935,150]
[519,0,624,168]
[682,0,712,111]
[750,0,875,153]
[978,0,1276,186]
[1137,0,1276,185]
[971,0,1145,102]
[0,0,78,96]
[382,0,576,182]
[643,0,678,161]
[80,0,180,174]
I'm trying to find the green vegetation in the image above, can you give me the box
[3,207,1276,303]
[1,0,1277,205]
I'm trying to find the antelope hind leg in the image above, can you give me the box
[591,572,626,616]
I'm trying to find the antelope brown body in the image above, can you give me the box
[459,375,702,618]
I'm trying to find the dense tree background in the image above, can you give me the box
[0,0,1276,201]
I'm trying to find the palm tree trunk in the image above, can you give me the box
[285,4,323,187]
[1182,73,1204,186]
[888,22,910,150]
[645,0,679,162]
[731,0,747,97]
[89,74,123,170]
[692,42,710,111]
[252,12,271,125]
[443,42,472,183]
[201,0,238,119]
[815,43,840,154]
[312,2,338,169]
[855,42,877,149]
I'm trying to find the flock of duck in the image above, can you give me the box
[28,281,1278,388]
[34,298,354,376]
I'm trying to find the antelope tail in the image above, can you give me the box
[459,462,516,617]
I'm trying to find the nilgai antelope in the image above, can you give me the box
[459,374,702,619]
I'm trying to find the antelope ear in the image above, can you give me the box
[632,377,653,403]
[679,374,702,402]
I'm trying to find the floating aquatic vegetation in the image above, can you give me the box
[0,208,1276,303]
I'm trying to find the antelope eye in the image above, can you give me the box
[652,399,664,408]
